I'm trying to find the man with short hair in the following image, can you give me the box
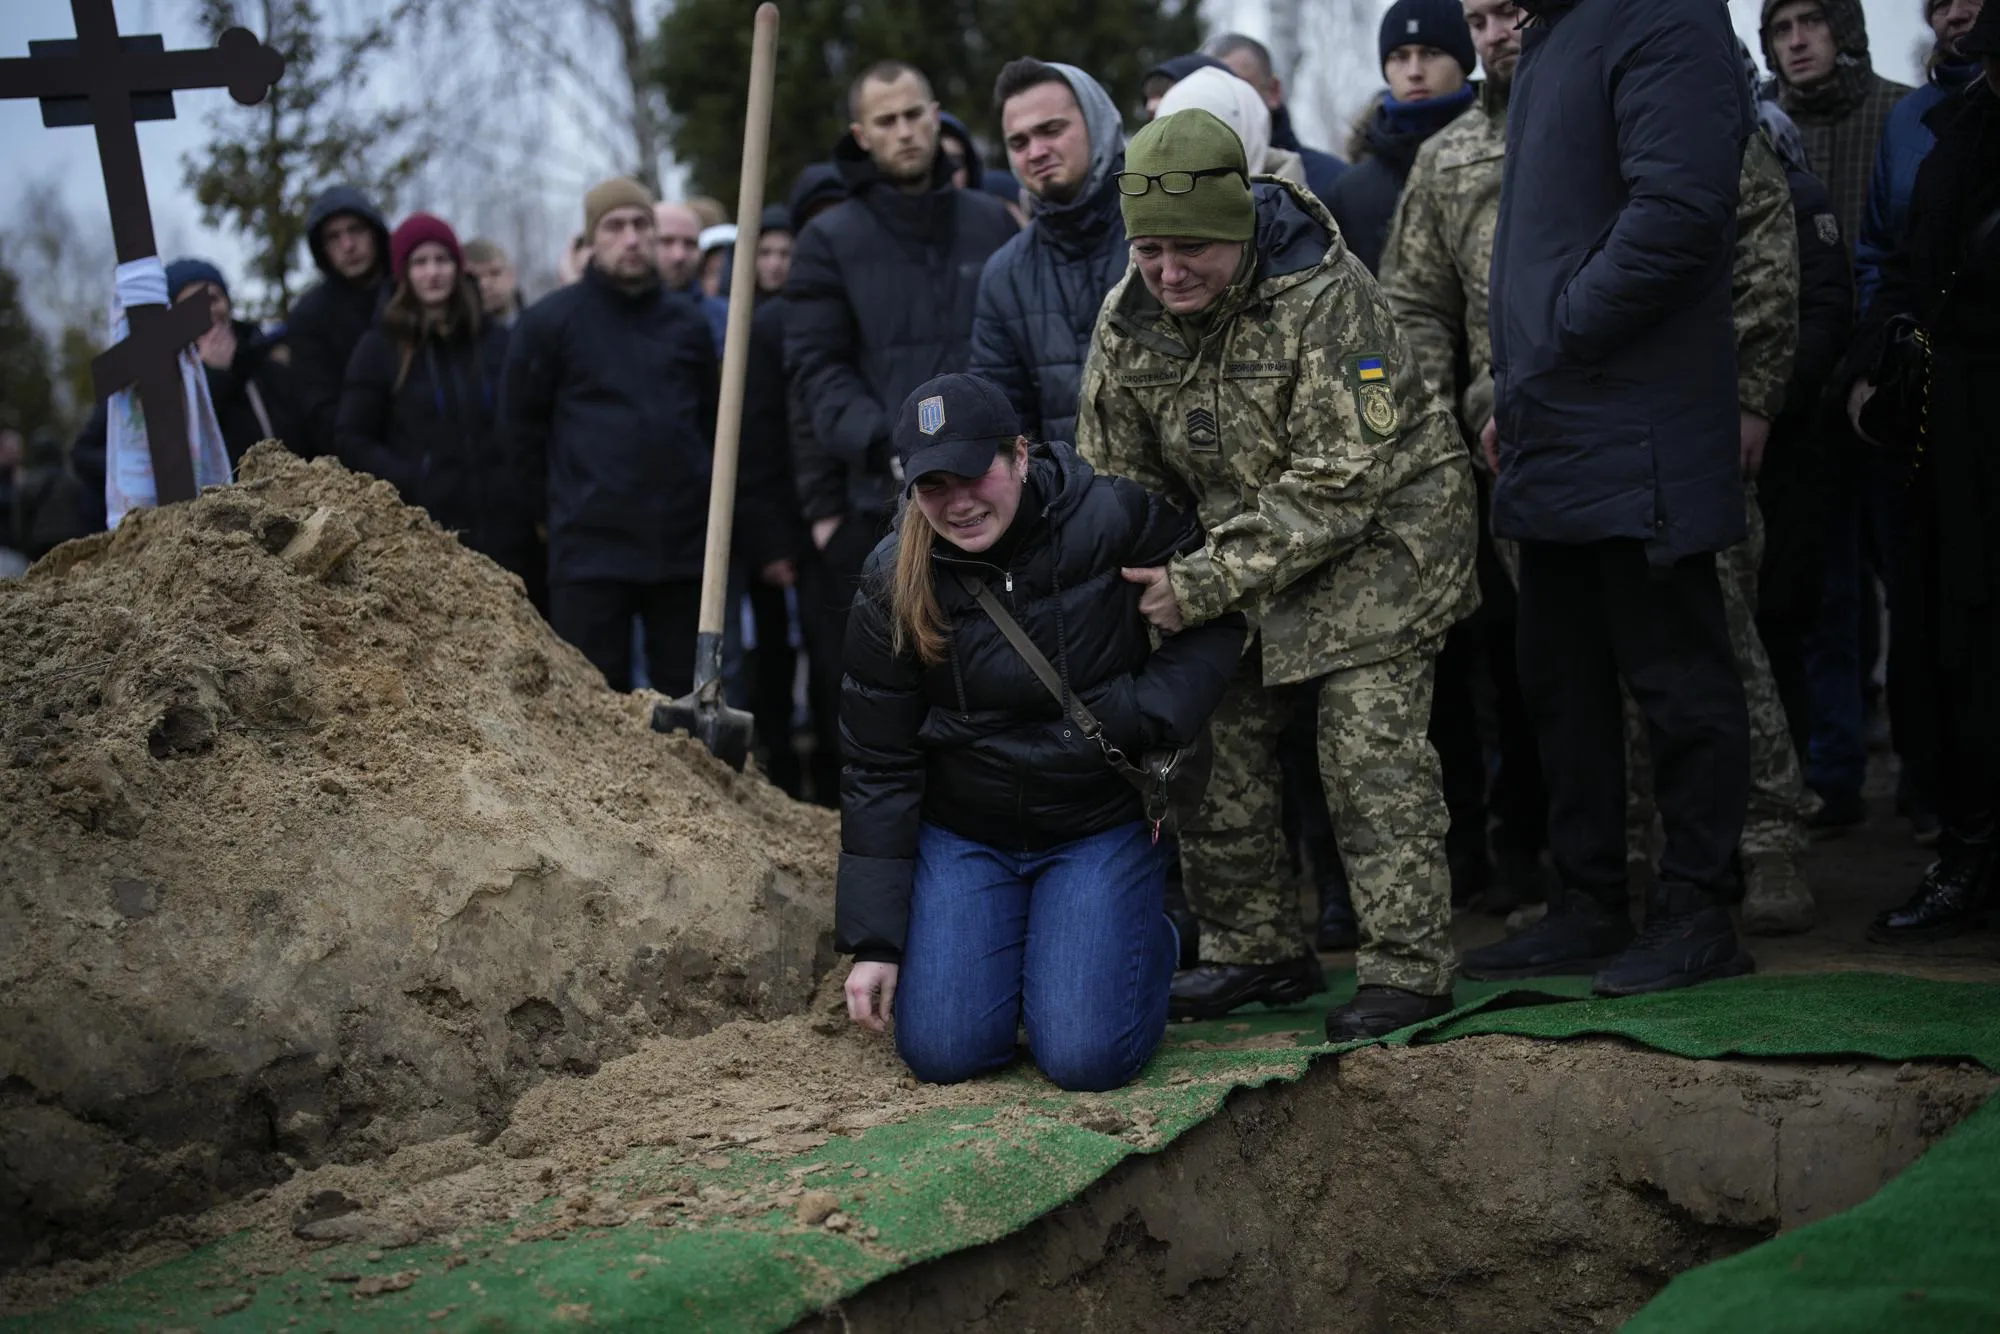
[968,57,1129,444]
[1327,0,1477,275]
[654,201,704,292]
[284,185,391,459]
[1201,33,1347,203]
[500,177,720,695]
[784,59,1016,651]
[1761,0,1914,836]
[463,238,523,328]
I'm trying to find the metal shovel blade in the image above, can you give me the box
[648,632,754,771]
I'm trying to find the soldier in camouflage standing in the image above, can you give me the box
[1077,109,1479,1039]
[1381,0,1817,971]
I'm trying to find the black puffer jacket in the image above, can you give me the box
[784,137,1017,519]
[336,316,532,570]
[499,264,719,584]
[837,443,1247,961]
[284,186,392,459]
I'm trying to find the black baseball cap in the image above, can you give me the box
[893,373,1020,492]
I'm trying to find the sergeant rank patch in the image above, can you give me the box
[1344,353,1399,442]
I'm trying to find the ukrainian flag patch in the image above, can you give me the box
[1356,356,1386,382]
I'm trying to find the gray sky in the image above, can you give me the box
[0,0,1950,323]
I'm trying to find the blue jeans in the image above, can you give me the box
[895,821,1177,1093]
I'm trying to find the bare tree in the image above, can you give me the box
[6,177,115,426]
[1291,0,1384,156]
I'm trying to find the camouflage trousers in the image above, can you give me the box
[1627,490,1812,863]
[1178,641,1457,994]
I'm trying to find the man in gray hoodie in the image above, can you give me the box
[968,58,1128,444]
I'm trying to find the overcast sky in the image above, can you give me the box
[0,0,1945,320]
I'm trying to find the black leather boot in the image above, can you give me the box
[1592,880,1754,997]
[1324,986,1455,1041]
[1460,890,1634,980]
[1169,953,1327,1022]
[1868,837,1994,944]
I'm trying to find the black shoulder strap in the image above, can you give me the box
[957,573,1146,782]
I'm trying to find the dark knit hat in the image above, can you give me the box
[1119,109,1255,243]
[1379,0,1478,79]
[389,213,463,280]
[165,257,228,303]
[583,175,657,239]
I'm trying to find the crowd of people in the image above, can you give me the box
[5,0,1997,1091]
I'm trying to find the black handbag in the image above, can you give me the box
[1857,314,1932,454]
[958,574,1211,840]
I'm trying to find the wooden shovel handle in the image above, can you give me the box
[697,2,780,636]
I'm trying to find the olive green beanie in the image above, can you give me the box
[1118,109,1255,243]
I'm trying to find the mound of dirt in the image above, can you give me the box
[0,446,838,1270]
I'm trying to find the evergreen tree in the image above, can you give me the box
[654,0,1203,205]
[181,0,426,315]
[0,253,57,436]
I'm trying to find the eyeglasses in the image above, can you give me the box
[1115,166,1248,197]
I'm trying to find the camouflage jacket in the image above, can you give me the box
[1076,178,1477,686]
[1381,83,1801,436]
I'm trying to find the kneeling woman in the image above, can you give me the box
[839,374,1245,1092]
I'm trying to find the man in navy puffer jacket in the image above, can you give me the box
[969,59,1129,446]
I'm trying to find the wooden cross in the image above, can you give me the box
[0,0,283,505]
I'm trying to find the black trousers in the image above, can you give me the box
[795,511,891,802]
[1515,539,1748,908]
[550,579,702,696]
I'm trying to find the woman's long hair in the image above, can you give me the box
[890,438,1024,665]
[381,270,484,392]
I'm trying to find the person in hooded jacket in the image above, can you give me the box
[1762,0,1917,837]
[1202,34,1350,203]
[1078,110,1478,1038]
[937,112,983,189]
[284,185,393,460]
[337,214,533,588]
[1326,0,1477,276]
[784,60,1017,682]
[839,372,1245,1092]
[969,58,1130,447]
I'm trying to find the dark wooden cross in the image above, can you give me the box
[0,0,283,505]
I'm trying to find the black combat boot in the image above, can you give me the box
[1460,890,1634,980]
[1309,835,1358,951]
[1868,835,1994,944]
[1169,953,1327,1022]
[1324,986,1456,1041]
[1592,880,1754,997]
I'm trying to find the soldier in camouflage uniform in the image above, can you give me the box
[1379,5,1817,956]
[1077,109,1479,1040]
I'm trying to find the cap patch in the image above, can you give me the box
[917,395,946,436]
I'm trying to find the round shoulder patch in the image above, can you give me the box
[1359,382,1399,437]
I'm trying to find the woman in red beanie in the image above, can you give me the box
[336,212,536,590]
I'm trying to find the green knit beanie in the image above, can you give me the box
[1119,109,1255,243]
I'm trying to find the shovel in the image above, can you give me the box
[651,2,780,771]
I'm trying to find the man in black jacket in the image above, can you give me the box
[282,185,390,460]
[501,176,720,695]
[1327,0,1477,275]
[1485,0,1755,996]
[969,58,1129,445]
[784,60,1017,659]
